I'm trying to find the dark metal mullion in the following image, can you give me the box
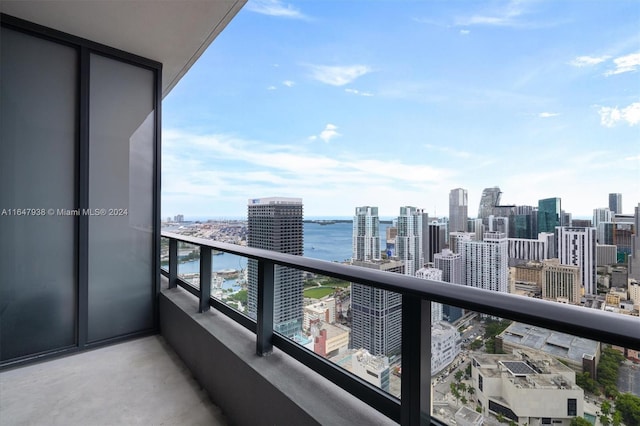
[401,295,431,426]
[256,260,275,356]
[77,46,90,348]
[168,238,178,288]
[199,247,212,313]
[153,64,162,329]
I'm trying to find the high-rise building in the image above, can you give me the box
[628,204,640,281]
[247,197,304,338]
[415,266,444,323]
[350,259,404,356]
[467,218,484,242]
[351,205,403,356]
[488,215,509,236]
[514,205,536,239]
[593,208,613,228]
[556,226,597,295]
[538,197,561,234]
[449,188,468,235]
[433,249,464,322]
[507,233,553,263]
[542,259,581,304]
[462,232,509,293]
[449,232,475,254]
[396,206,425,276]
[353,206,380,262]
[428,222,447,262]
[609,193,622,214]
[597,222,615,245]
[478,187,501,220]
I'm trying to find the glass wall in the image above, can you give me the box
[87,54,155,342]
[0,27,78,361]
[0,19,159,365]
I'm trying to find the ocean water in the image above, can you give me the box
[175,221,392,275]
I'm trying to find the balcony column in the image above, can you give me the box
[401,295,431,426]
[199,246,211,313]
[168,239,178,289]
[256,260,275,356]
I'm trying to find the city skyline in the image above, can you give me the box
[162,1,639,218]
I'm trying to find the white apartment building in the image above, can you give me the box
[416,266,444,323]
[396,206,425,276]
[431,322,461,376]
[462,232,509,293]
[556,227,597,295]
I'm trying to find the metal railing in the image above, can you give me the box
[161,231,640,425]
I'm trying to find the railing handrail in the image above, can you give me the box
[162,231,640,350]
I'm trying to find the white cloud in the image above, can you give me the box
[345,88,374,97]
[538,112,559,118]
[625,155,640,161]
[162,129,455,216]
[459,29,470,35]
[307,64,371,86]
[455,0,526,27]
[267,85,277,90]
[245,0,307,19]
[604,52,640,76]
[282,80,295,87]
[570,55,610,67]
[598,102,640,127]
[424,144,472,159]
[317,123,341,143]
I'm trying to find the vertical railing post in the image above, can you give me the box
[401,295,431,426]
[256,260,275,356]
[199,246,211,313]
[168,238,178,289]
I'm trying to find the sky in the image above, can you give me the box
[162,0,640,219]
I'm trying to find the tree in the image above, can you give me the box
[612,411,622,426]
[599,414,611,426]
[570,418,592,426]
[601,400,611,416]
[455,370,464,382]
[615,393,640,425]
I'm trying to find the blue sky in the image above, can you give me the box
[162,0,640,219]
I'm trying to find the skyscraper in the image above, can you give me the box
[478,187,502,220]
[415,266,444,323]
[593,208,613,228]
[449,188,468,234]
[396,206,425,276]
[428,222,447,262]
[556,226,597,295]
[538,197,561,234]
[462,232,509,293]
[247,197,304,338]
[433,249,464,322]
[351,206,403,356]
[609,193,622,215]
[353,206,380,262]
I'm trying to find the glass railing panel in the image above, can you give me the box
[273,269,402,398]
[160,236,169,273]
[430,308,640,425]
[177,242,200,289]
[210,252,248,314]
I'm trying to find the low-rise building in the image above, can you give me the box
[455,406,484,426]
[310,321,349,358]
[303,298,336,330]
[472,351,584,425]
[432,321,461,376]
[351,349,390,392]
[497,322,600,378]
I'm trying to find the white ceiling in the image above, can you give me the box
[1,0,247,97]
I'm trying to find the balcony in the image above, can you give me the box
[1,231,639,425]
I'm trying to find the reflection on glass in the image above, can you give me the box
[177,242,200,289]
[430,310,638,425]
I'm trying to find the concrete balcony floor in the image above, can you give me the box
[0,335,228,426]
